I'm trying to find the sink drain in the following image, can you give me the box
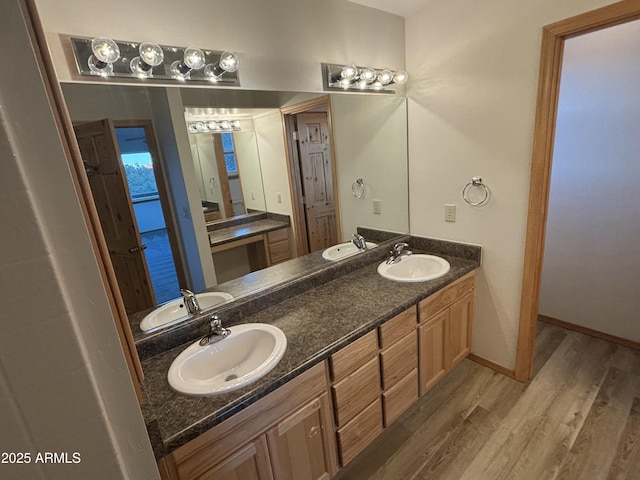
[225,374,238,382]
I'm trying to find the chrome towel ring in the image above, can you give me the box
[352,177,365,199]
[462,177,489,206]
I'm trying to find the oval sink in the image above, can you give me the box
[139,292,233,332]
[377,254,450,282]
[322,241,377,261]
[168,323,287,396]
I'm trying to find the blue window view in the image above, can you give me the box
[221,132,238,174]
[116,127,180,305]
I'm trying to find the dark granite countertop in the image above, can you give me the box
[140,243,480,458]
[209,218,289,247]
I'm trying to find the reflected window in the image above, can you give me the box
[221,132,238,175]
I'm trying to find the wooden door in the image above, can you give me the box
[297,113,338,253]
[267,395,336,480]
[201,436,273,480]
[74,119,156,313]
[418,310,448,396]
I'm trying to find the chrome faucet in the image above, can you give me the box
[386,242,411,264]
[180,288,201,315]
[200,315,231,346]
[352,233,368,251]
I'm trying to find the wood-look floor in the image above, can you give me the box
[334,322,640,480]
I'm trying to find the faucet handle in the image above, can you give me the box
[392,242,409,254]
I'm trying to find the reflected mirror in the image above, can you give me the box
[61,83,409,330]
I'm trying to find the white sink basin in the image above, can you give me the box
[322,241,377,261]
[377,254,450,282]
[168,323,287,396]
[139,292,233,332]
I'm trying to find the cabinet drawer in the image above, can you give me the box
[419,272,474,321]
[267,228,289,244]
[332,356,380,427]
[268,241,291,265]
[336,398,383,466]
[330,329,378,381]
[383,369,418,427]
[379,306,417,349]
[380,333,417,390]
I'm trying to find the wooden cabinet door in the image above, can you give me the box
[201,435,273,480]
[447,292,474,369]
[418,309,448,396]
[267,394,337,480]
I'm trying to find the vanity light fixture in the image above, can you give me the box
[187,120,241,134]
[322,63,408,93]
[70,36,241,86]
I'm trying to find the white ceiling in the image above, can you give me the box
[347,0,431,17]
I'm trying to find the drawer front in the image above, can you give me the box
[268,241,291,265]
[419,272,475,321]
[380,333,417,391]
[336,398,384,466]
[379,306,417,349]
[267,228,289,244]
[332,356,380,427]
[383,369,418,427]
[330,329,378,381]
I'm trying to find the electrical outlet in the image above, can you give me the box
[445,204,456,222]
[276,192,282,204]
[373,199,381,215]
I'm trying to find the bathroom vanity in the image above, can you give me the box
[139,235,481,480]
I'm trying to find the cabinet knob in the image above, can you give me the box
[308,425,320,438]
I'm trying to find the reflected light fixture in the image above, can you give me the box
[323,63,409,92]
[204,51,239,81]
[130,42,164,77]
[187,120,241,134]
[71,36,241,85]
[88,38,120,75]
[171,47,206,79]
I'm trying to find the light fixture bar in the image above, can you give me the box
[187,120,241,134]
[322,63,407,93]
[70,36,240,86]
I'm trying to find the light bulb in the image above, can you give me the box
[220,120,232,130]
[232,120,241,129]
[130,42,164,77]
[219,51,239,73]
[204,51,240,80]
[393,70,408,85]
[360,67,377,84]
[88,38,120,75]
[207,121,218,130]
[341,64,358,81]
[377,69,394,86]
[171,47,205,79]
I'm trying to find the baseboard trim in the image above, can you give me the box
[538,315,640,351]
[467,353,516,379]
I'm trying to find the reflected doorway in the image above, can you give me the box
[283,97,341,255]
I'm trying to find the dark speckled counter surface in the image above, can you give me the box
[140,240,480,458]
[208,219,289,247]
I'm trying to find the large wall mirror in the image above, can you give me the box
[61,83,409,331]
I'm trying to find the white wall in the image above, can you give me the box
[406,0,618,369]
[0,1,157,479]
[254,112,295,219]
[332,94,409,238]
[539,20,640,342]
[235,131,268,212]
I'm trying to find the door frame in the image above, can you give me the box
[281,96,342,256]
[515,0,640,381]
